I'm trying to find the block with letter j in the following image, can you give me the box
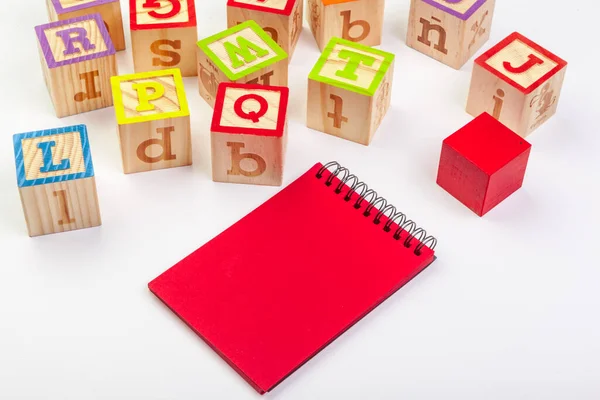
[14,125,102,237]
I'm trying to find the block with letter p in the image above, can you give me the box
[111,69,192,174]
[307,37,395,146]
[211,83,289,186]
[14,125,102,237]
[197,21,288,108]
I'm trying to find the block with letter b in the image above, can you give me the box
[130,0,198,77]
[307,37,394,146]
[406,0,496,69]
[197,20,288,108]
[13,125,102,237]
[46,0,126,51]
[35,14,118,118]
[307,0,384,51]
[211,83,289,186]
[466,32,567,137]
[111,69,192,174]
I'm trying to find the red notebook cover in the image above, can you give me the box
[148,162,437,394]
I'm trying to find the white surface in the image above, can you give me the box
[0,1,598,399]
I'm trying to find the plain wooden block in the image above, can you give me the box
[197,21,288,108]
[13,125,102,237]
[111,69,192,174]
[406,0,496,69]
[436,113,532,217]
[466,32,568,137]
[130,0,198,77]
[307,37,394,146]
[211,83,289,186]
[46,0,126,51]
[35,14,118,118]
[307,0,384,51]
[227,0,303,62]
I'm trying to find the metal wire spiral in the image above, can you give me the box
[316,162,437,255]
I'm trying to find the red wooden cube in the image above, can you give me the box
[436,113,532,216]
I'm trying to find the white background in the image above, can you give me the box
[0,0,598,399]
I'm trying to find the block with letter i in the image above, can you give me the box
[130,0,198,77]
[307,37,394,146]
[227,0,303,61]
[436,113,532,217]
[197,20,288,108]
[211,83,289,186]
[111,69,192,174]
[466,32,568,137]
[406,0,496,69]
[46,0,126,51]
[35,14,118,118]
[13,125,102,237]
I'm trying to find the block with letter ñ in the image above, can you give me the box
[197,20,288,108]
[227,0,303,61]
[307,0,384,51]
[307,37,394,146]
[466,32,568,137]
[35,14,118,118]
[46,0,126,51]
[436,113,532,217]
[13,125,102,237]
[211,83,289,186]
[406,0,496,69]
[111,69,192,174]
[130,0,198,77]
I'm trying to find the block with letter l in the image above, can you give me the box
[14,125,102,237]
[111,69,192,174]
[211,83,289,186]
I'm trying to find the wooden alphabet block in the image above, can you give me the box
[130,0,198,77]
[466,32,568,137]
[46,0,126,51]
[211,83,289,186]
[197,21,288,108]
[436,113,531,217]
[35,14,118,118]
[307,37,394,146]
[13,125,102,237]
[111,69,192,174]
[227,0,303,61]
[406,0,495,69]
[307,0,384,51]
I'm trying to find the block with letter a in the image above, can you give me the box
[466,32,568,137]
[307,0,384,51]
[111,69,192,174]
[211,83,289,186]
[130,0,198,77]
[307,37,395,146]
[227,0,303,61]
[46,0,126,51]
[13,125,102,237]
[197,20,288,108]
[35,13,118,118]
[406,0,496,69]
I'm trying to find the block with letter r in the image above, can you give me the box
[197,20,288,108]
[13,125,102,237]
[35,13,118,118]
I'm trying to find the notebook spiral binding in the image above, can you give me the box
[316,162,437,256]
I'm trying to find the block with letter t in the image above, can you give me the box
[130,0,198,77]
[35,14,118,118]
[307,37,394,146]
[197,20,288,108]
[406,0,496,69]
[13,125,102,237]
[211,83,289,186]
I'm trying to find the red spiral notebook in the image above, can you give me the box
[148,162,437,394]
